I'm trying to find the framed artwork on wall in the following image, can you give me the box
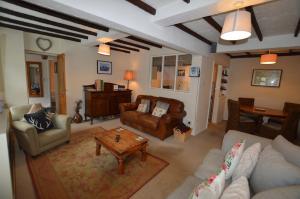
[97,60,112,74]
[189,66,200,77]
[251,69,282,87]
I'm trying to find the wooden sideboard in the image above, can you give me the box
[83,83,131,124]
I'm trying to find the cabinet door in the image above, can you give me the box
[109,94,119,115]
[93,95,110,116]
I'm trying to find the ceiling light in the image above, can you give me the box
[98,43,110,56]
[221,10,251,41]
[260,51,277,64]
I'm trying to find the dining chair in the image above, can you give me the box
[226,99,257,134]
[268,102,300,124]
[238,97,255,107]
[259,111,300,142]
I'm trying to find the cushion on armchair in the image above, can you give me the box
[252,185,300,199]
[24,109,54,133]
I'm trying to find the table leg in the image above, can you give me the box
[141,145,147,161]
[96,143,101,156]
[118,158,125,175]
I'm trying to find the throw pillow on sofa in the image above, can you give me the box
[152,101,170,117]
[220,176,250,199]
[232,143,261,181]
[137,103,148,113]
[223,140,245,180]
[250,145,300,193]
[24,109,54,133]
[272,135,300,167]
[191,170,225,199]
[141,99,150,112]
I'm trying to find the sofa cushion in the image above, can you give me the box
[232,143,261,181]
[272,135,300,167]
[24,109,54,133]
[141,99,150,112]
[250,145,300,193]
[38,128,66,146]
[220,176,250,199]
[121,111,145,124]
[139,114,160,130]
[252,185,300,199]
[194,149,225,180]
[166,176,203,199]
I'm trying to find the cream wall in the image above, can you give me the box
[226,56,300,119]
[0,34,5,97]
[0,28,28,107]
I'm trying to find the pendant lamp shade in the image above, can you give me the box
[221,10,251,41]
[260,53,277,64]
[98,43,110,56]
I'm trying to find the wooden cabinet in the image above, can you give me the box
[84,85,131,124]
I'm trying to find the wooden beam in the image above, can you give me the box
[127,36,162,48]
[126,0,156,15]
[114,39,150,50]
[107,43,139,52]
[294,18,300,37]
[0,16,88,39]
[231,52,300,59]
[2,0,109,32]
[0,7,97,36]
[226,53,232,58]
[0,22,81,42]
[175,23,212,45]
[245,6,263,41]
[203,16,222,33]
[183,0,190,3]
[111,47,130,54]
[246,52,252,55]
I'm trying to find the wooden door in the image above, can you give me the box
[57,54,67,114]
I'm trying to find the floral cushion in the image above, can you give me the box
[152,107,167,117]
[190,170,225,199]
[223,140,246,180]
[137,103,148,113]
[232,143,261,181]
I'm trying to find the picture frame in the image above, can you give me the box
[97,60,112,74]
[189,66,200,77]
[251,69,282,88]
[177,69,185,76]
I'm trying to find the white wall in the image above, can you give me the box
[0,28,28,107]
[225,56,300,119]
[0,34,5,99]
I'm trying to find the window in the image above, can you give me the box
[150,54,192,92]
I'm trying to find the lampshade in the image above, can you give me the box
[98,43,110,56]
[260,53,278,64]
[221,10,251,41]
[124,70,134,80]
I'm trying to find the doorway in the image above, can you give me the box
[25,51,67,114]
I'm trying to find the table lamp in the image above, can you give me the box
[124,70,134,89]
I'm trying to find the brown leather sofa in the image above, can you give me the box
[120,95,186,140]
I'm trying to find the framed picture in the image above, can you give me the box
[189,66,200,77]
[251,69,282,87]
[177,69,185,76]
[97,60,112,74]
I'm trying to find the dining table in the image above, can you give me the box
[240,105,288,118]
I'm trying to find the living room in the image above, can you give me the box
[0,0,300,199]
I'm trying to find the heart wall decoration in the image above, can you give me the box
[36,37,52,51]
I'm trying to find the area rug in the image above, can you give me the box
[26,127,169,199]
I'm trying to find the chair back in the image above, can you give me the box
[9,104,32,121]
[238,98,255,107]
[226,99,240,132]
[282,111,300,141]
[283,102,300,113]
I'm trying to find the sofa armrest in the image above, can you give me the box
[53,114,72,130]
[252,185,300,199]
[161,111,187,123]
[119,103,138,113]
[222,130,272,153]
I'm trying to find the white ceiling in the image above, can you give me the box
[182,0,300,43]
[143,0,178,9]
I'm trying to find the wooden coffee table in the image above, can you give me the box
[95,127,148,174]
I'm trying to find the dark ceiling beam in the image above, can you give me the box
[0,7,97,36]
[203,16,222,33]
[294,18,300,37]
[245,6,263,41]
[183,0,190,3]
[114,39,150,50]
[246,52,252,55]
[2,0,109,32]
[175,23,212,45]
[110,47,130,54]
[107,42,139,52]
[0,16,88,39]
[226,53,232,58]
[0,22,81,42]
[127,36,162,48]
[126,0,156,15]
[231,51,300,59]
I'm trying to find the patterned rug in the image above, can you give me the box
[26,127,168,199]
